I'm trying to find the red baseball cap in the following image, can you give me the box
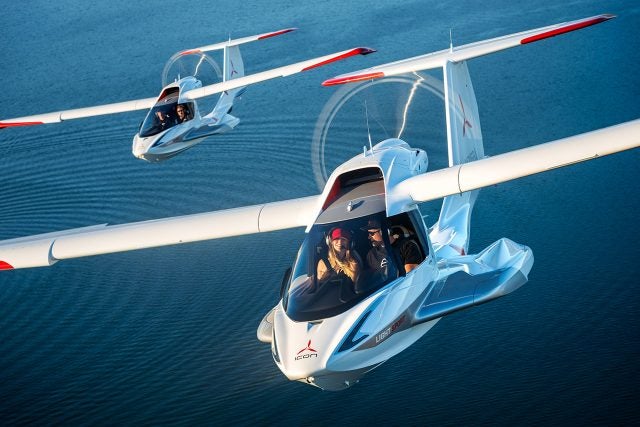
[330,228,351,241]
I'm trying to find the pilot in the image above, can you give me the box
[155,110,175,131]
[317,227,361,286]
[364,219,393,278]
[364,219,422,275]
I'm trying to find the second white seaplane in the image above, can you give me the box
[0,28,374,162]
[1,14,638,390]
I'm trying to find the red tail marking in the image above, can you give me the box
[459,94,472,137]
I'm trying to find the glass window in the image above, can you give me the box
[139,87,194,138]
[284,212,400,322]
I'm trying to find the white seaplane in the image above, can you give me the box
[0,28,374,162]
[1,14,638,391]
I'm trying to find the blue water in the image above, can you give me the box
[1,0,639,424]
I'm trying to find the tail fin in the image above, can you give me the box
[430,60,484,257]
[209,44,247,118]
[223,45,245,82]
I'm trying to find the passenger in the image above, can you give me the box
[175,104,189,123]
[316,228,361,286]
[389,226,422,273]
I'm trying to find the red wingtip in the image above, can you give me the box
[258,28,297,40]
[0,121,44,129]
[0,261,14,270]
[357,47,377,56]
[521,14,615,45]
[322,71,385,87]
[179,49,202,56]
[302,47,377,72]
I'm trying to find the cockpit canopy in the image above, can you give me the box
[283,211,426,322]
[139,87,194,138]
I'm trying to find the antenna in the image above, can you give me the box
[449,28,454,52]
[365,100,373,153]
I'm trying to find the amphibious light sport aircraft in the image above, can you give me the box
[0,28,374,162]
[1,14,638,391]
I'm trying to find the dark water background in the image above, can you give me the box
[1,0,639,424]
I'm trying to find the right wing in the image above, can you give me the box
[0,196,320,270]
[391,119,640,208]
[322,14,614,86]
[183,47,376,101]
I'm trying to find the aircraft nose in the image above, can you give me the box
[294,370,366,391]
[132,135,149,159]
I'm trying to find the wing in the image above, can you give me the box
[177,28,297,56]
[2,119,637,271]
[0,97,158,128]
[183,47,376,101]
[1,26,374,129]
[322,14,614,86]
[0,196,321,270]
[391,119,640,207]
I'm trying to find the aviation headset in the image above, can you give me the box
[389,226,403,241]
[325,227,355,250]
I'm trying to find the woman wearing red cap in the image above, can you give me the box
[317,227,361,286]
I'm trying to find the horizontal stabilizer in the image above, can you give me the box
[393,119,640,206]
[178,28,297,56]
[322,14,614,86]
[0,196,320,270]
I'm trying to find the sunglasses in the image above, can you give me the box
[367,229,380,236]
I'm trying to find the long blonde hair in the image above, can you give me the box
[328,245,359,282]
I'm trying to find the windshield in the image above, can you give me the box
[139,88,194,137]
[284,212,400,322]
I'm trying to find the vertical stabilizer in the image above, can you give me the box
[431,60,484,257]
[211,45,247,119]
